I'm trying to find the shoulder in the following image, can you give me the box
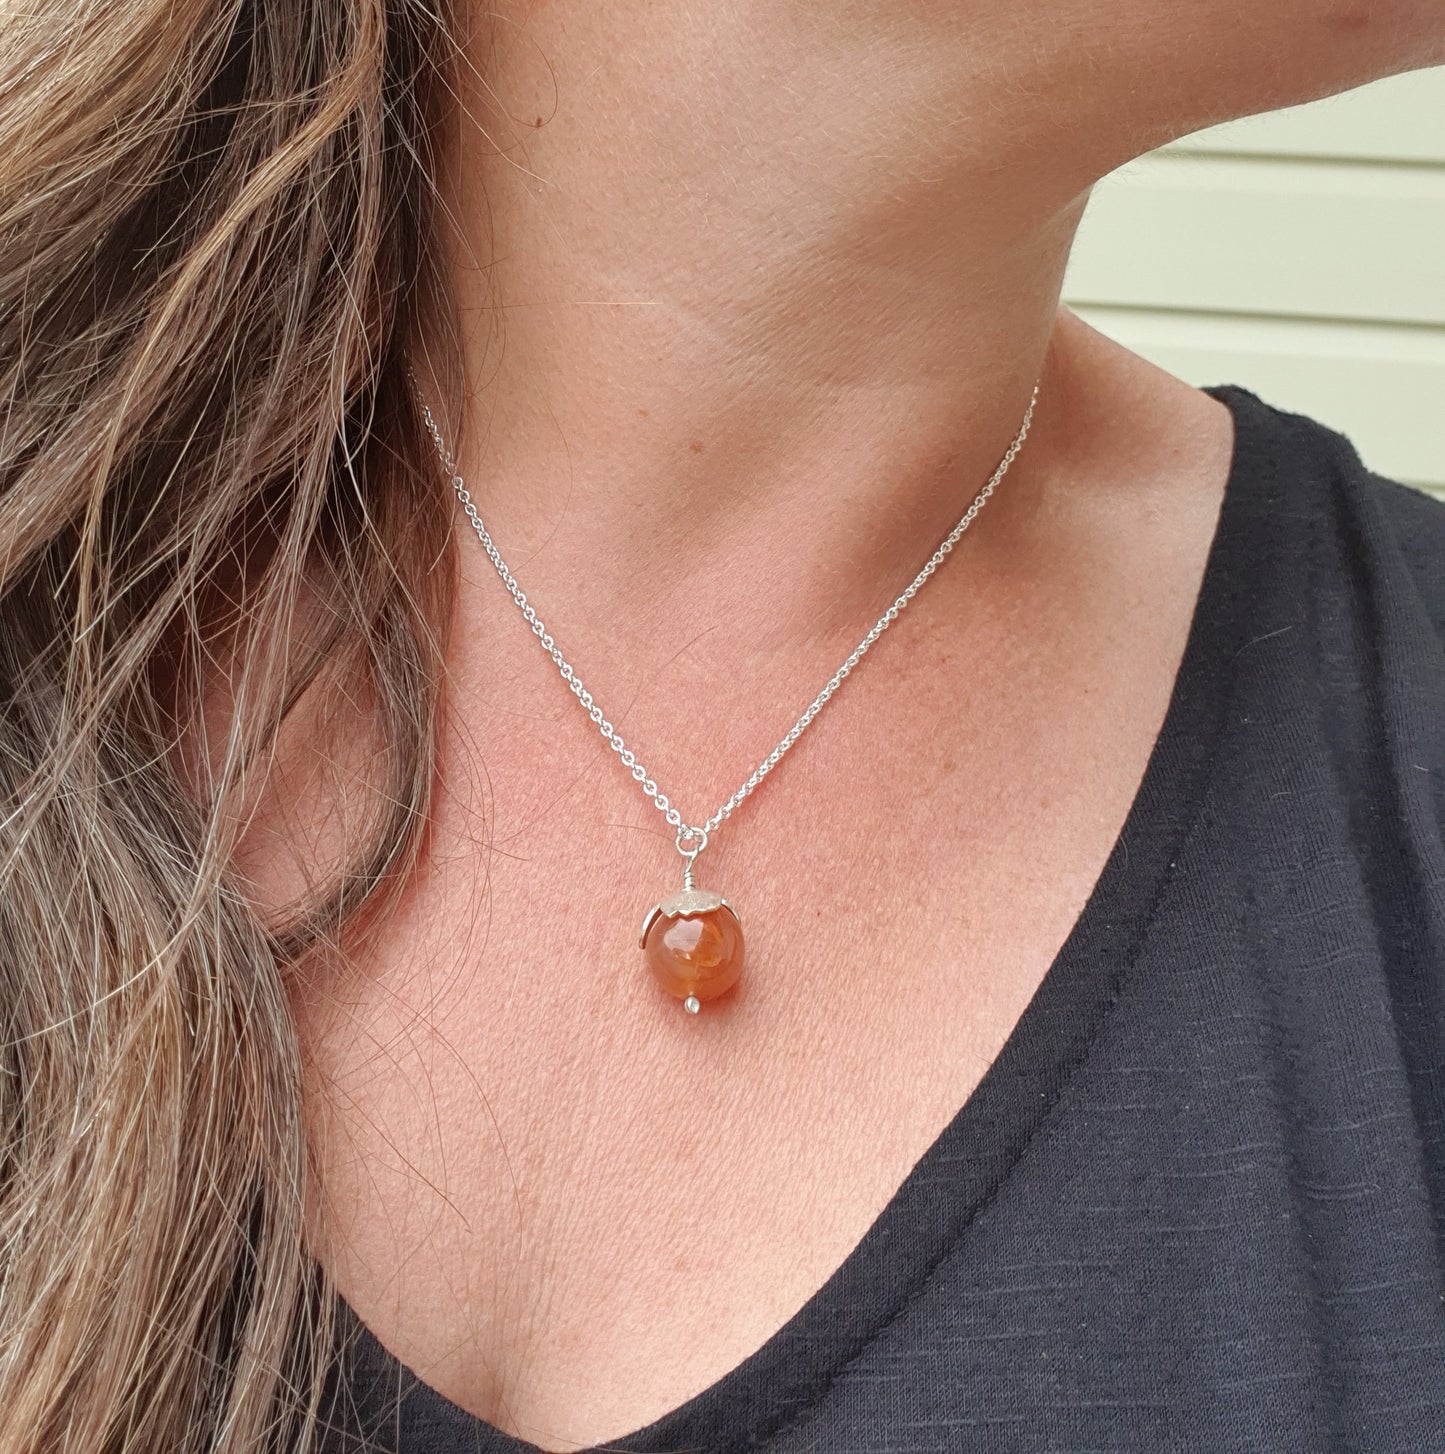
[1206,388,1445,1148]
[1201,386,1444,870]
[1206,384,1445,647]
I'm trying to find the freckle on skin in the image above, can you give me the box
[689,441,704,454]
[637,407,649,418]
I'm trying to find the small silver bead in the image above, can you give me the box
[684,996,701,1015]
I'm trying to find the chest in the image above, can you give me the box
[290,631,1192,1447]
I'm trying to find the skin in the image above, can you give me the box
[260,4,1445,1449]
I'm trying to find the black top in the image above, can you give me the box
[318,384,1445,1453]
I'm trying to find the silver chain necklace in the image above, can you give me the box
[410,368,1041,1014]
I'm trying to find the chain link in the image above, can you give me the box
[408,366,1040,847]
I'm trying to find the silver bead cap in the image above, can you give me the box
[638,889,740,947]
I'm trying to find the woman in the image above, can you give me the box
[2,0,1443,1450]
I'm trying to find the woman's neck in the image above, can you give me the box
[420,3,1116,651]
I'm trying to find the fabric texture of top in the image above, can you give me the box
[317,383,1445,1454]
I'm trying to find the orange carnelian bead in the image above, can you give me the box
[643,906,744,1005]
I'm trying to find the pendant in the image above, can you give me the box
[638,829,744,1014]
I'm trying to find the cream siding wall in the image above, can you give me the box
[1061,67,1445,503]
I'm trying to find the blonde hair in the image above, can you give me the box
[0,0,466,1445]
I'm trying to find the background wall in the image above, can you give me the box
[1061,65,1445,503]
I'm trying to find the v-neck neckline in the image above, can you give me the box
[326,383,1280,1454]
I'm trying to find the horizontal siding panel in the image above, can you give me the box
[1063,304,1445,497]
[1064,153,1445,326]
[1164,66,1445,165]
